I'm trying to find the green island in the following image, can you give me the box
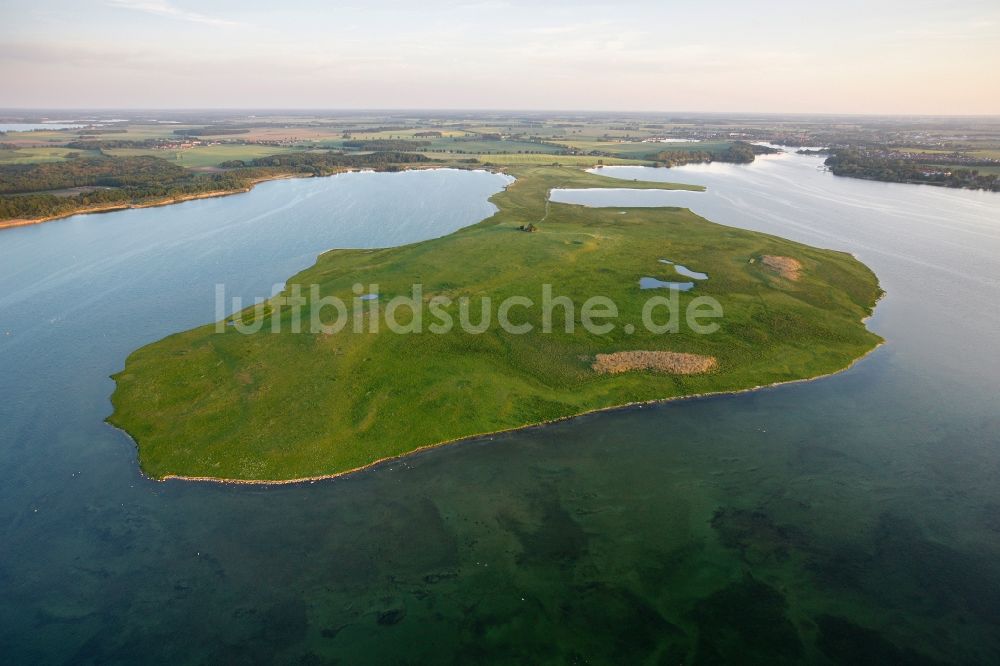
[108,165,883,482]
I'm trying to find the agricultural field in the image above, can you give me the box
[969,149,1000,160]
[0,146,102,164]
[0,129,86,146]
[105,144,302,168]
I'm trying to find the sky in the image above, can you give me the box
[1,0,998,114]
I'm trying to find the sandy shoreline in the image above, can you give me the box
[116,336,885,487]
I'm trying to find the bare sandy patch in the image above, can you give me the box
[593,351,718,375]
[761,255,803,281]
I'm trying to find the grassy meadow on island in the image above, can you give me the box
[108,165,882,481]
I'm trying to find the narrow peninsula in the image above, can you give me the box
[109,166,883,482]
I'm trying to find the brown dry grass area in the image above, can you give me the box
[592,351,718,375]
[762,255,803,280]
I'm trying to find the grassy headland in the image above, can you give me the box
[109,165,882,482]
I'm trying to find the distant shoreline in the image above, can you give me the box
[0,164,491,231]
[0,173,311,230]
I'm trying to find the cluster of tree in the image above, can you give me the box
[173,128,250,136]
[219,150,430,174]
[825,150,1000,191]
[0,156,191,195]
[650,150,722,167]
[0,169,259,220]
[414,131,443,137]
[722,141,779,163]
[341,139,430,151]
[649,141,778,166]
[1,189,129,220]
[66,138,164,150]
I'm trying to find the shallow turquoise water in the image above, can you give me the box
[1,157,999,664]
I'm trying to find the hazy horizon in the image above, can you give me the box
[2,0,998,114]
[3,108,1000,118]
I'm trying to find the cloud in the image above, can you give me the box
[890,15,999,41]
[525,24,594,35]
[106,0,244,27]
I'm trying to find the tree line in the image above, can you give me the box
[650,141,778,166]
[340,139,431,151]
[0,155,190,194]
[219,150,429,173]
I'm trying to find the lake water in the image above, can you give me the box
[639,276,696,291]
[660,260,709,280]
[2,156,1000,663]
[673,264,708,280]
[0,123,87,132]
